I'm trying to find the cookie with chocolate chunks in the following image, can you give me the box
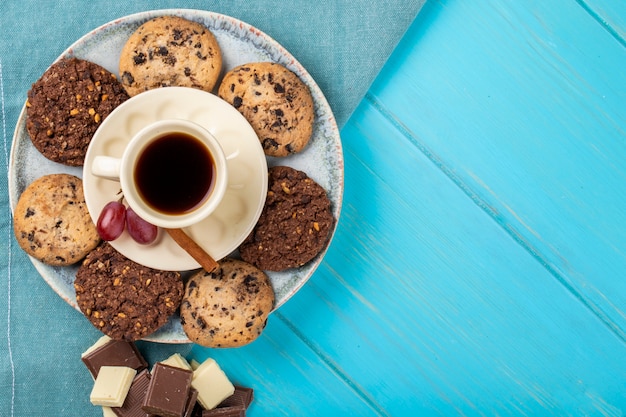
[13,174,100,266]
[239,166,334,271]
[218,62,315,157]
[75,242,183,341]
[119,16,222,96]
[180,258,274,348]
[26,58,129,166]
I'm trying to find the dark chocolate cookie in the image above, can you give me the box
[218,62,315,157]
[26,58,129,166]
[239,166,334,271]
[75,242,183,341]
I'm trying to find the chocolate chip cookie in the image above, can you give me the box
[239,166,334,271]
[218,62,315,157]
[26,58,129,166]
[180,258,275,348]
[75,242,183,341]
[13,174,100,266]
[119,16,222,96]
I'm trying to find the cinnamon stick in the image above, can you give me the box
[166,228,218,273]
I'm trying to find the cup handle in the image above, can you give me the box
[92,156,122,181]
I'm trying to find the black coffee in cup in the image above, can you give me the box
[135,132,215,215]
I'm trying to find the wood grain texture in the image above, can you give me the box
[191,1,626,415]
[191,317,383,416]
[278,101,626,415]
[369,0,626,339]
[581,0,626,41]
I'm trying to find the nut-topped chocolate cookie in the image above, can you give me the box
[239,166,334,271]
[26,58,129,166]
[75,242,183,341]
[218,62,315,157]
[119,16,223,96]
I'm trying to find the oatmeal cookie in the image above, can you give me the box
[13,174,100,266]
[218,62,315,157]
[119,16,222,96]
[180,258,274,348]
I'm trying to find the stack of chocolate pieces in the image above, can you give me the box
[81,336,253,416]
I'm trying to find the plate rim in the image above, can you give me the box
[8,8,344,344]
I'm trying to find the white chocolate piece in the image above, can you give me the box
[160,353,192,371]
[189,359,201,370]
[191,358,235,409]
[101,406,116,417]
[90,366,137,407]
[81,335,112,358]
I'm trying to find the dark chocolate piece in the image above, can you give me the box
[82,340,148,378]
[217,386,253,408]
[142,363,193,417]
[183,389,199,417]
[201,405,245,417]
[111,369,154,417]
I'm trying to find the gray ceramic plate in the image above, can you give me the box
[8,9,343,343]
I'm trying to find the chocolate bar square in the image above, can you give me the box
[110,369,153,417]
[82,340,148,378]
[142,363,193,417]
[217,386,253,408]
[202,405,246,417]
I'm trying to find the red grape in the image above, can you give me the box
[126,207,158,245]
[96,201,126,241]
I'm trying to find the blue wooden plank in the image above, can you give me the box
[190,317,381,416]
[276,99,626,415]
[582,0,626,41]
[368,0,626,338]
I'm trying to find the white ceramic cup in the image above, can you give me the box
[91,119,228,229]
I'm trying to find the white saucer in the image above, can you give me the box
[83,87,268,271]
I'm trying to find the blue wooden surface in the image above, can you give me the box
[191,0,626,415]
